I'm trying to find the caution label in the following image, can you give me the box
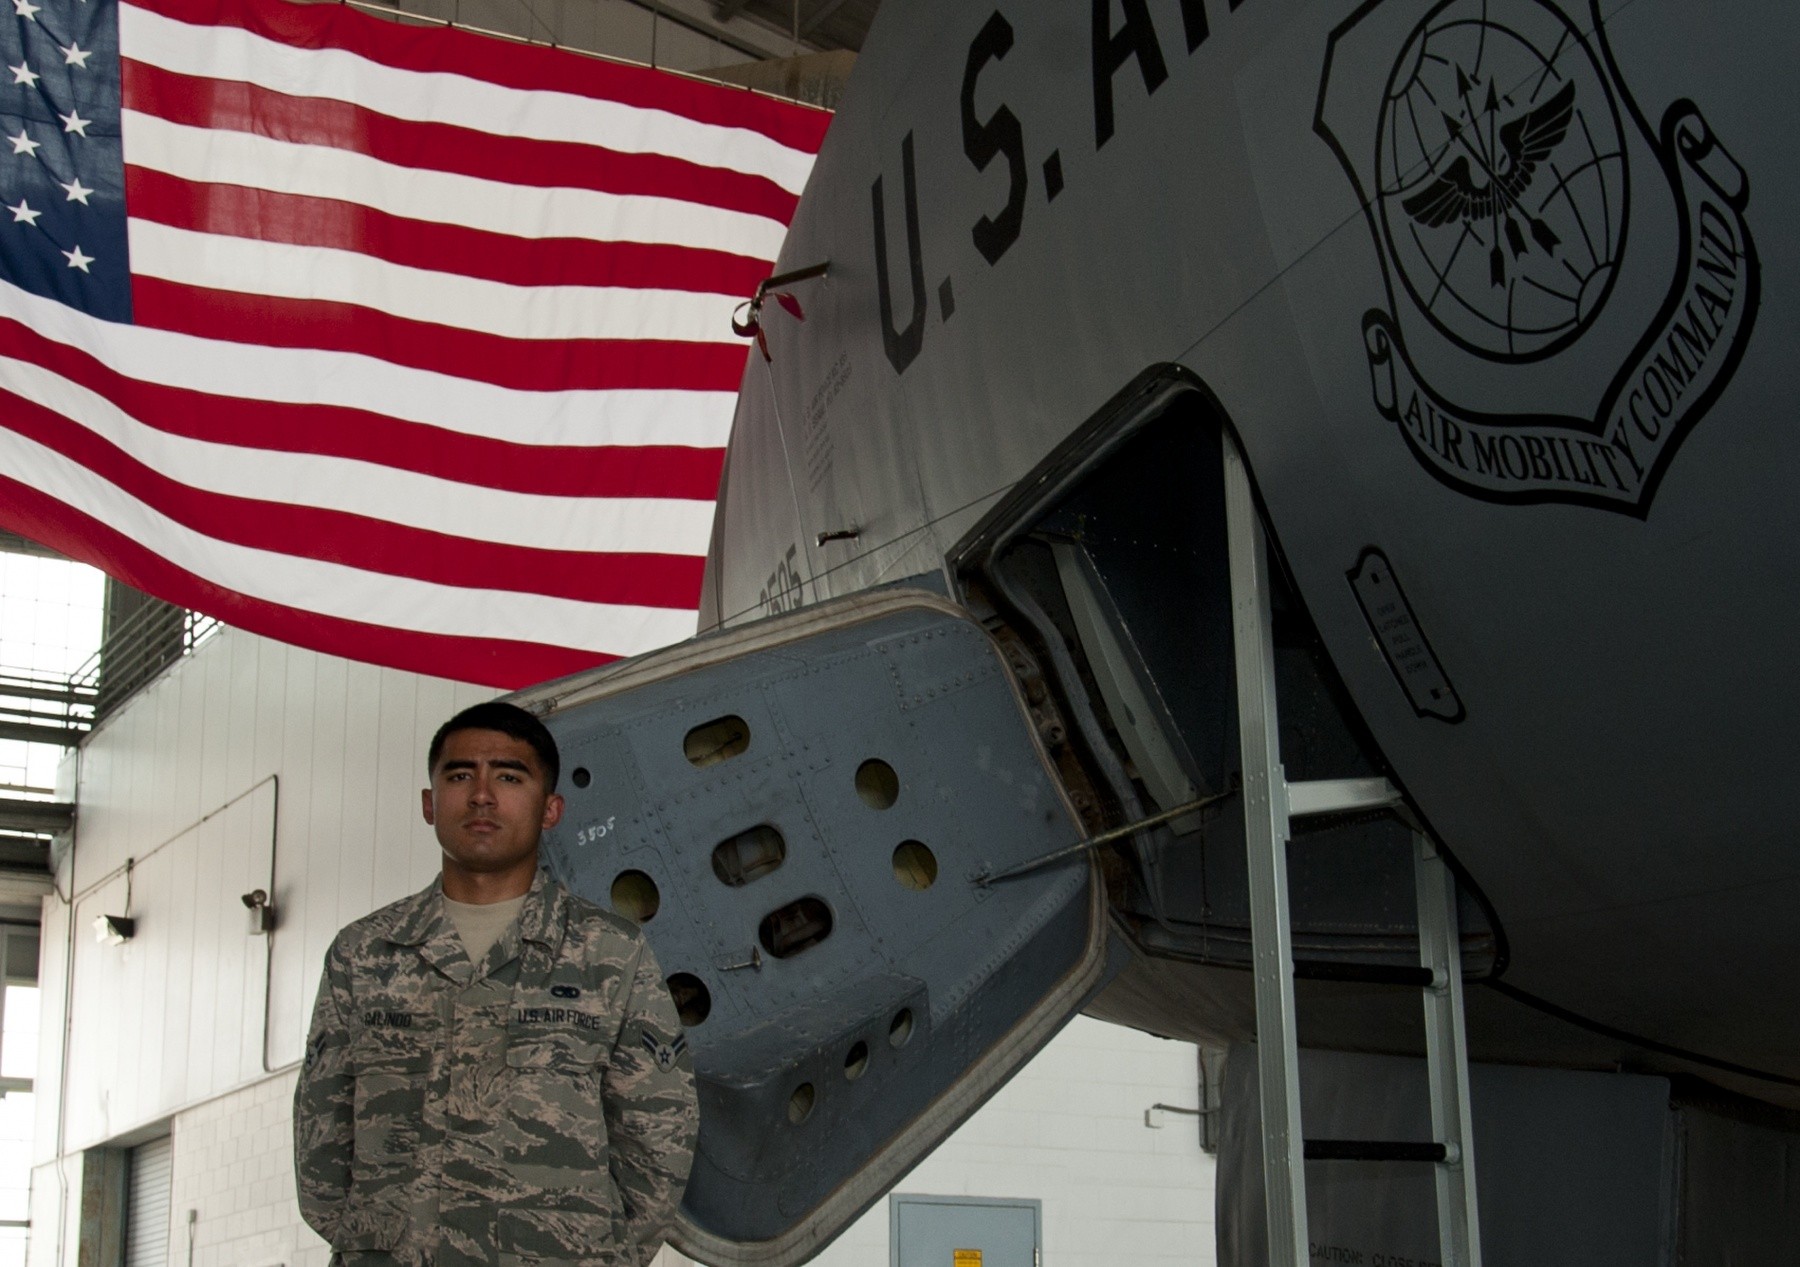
[953,1252,982,1267]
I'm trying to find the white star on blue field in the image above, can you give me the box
[1,0,128,320]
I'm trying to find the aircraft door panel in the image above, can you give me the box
[517,591,1110,1264]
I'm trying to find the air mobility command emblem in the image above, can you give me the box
[1316,0,1757,513]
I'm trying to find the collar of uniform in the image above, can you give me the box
[516,867,566,951]
[385,871,561,943]
[380,878,472,982]
[479,870,565,985]
[383,879,448,948]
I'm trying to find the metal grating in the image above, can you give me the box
[124,1138,174,1267]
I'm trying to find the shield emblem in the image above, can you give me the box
[1315,0,1757,513]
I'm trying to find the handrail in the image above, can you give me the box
[0,596,222,747]
[68,600,220,723]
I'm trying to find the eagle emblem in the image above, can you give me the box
[1398,79,1575,289]
[1368,4,1625,366]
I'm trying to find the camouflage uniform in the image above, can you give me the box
[294,869,698,1267]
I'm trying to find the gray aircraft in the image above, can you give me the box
[512,1,1799,1263]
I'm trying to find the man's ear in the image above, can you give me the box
[421,788,436,826]
[541,792,565,831]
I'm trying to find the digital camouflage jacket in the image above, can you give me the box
[293,869,698,1267]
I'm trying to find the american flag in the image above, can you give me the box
[0,0,827,687]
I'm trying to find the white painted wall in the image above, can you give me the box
[165,1073,329,1267]
[28,627,1218,1267]
[33,629,494,1168]
[680,1015,1219,1267]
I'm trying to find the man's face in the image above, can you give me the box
[421,728,564,877]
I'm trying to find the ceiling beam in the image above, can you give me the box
[0,799,73,836]
[0,869,51,904]
[799,0,852,37]
[0,721,85,749]
[0,530,64,561]
[631,0,810,59]
[0,841,52,873]
[0,679,92,708]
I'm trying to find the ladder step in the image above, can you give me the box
[1292,960,1436,988]
[1286,776,1403,819]
[1304,1139,1449,1163]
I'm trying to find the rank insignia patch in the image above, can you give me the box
[642,1032,689,1073]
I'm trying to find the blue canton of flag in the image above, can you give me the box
[1,0,127,320]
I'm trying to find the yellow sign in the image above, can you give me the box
[953,1252,982,1267]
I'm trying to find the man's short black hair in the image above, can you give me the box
[428,701,561,791]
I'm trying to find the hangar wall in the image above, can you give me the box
[29,629,495,1267]
[763,1015,1218,1266]
[27,627,1218,1267]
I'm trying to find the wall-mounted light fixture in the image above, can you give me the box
[94,858,137,945]
[242,888,274,935]
[92,914,135,945]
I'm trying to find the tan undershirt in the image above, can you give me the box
[442,893,526,965]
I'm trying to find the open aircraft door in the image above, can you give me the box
[511,589,1113,1265]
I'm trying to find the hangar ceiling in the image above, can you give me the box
[355,0,878,76]
[710,0,880,52]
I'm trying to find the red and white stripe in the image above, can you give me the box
[0,0,828,687]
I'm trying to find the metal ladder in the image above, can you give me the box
[1221,434,1483,1267]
